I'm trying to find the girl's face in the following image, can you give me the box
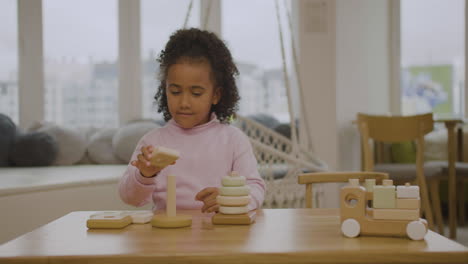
[165,59,220,129]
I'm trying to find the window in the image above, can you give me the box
[401,0,465,117]
[43,0,118,128]
[141,0,200,120]
[0,0,18,123]
[222,0,293,123]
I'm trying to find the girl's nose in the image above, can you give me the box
[180,92,190,108]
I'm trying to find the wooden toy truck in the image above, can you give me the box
[340,179,428,240]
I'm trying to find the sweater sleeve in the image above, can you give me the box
[118,136,158,207]
[231,129,266,210]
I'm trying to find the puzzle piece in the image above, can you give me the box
[87,211,132,229]
[150,146,180,168]
[126,210,153,224]
[373,180,396,208]
[397,183,419,198]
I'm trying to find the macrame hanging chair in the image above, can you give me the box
[182,0,328,208]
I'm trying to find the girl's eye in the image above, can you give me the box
[192,92,202,97]
[170,91,181,95]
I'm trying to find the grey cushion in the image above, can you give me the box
[430,161,468,178]
[75,126,100,165]
[0,114,17,166]
[374,161,445,183]
[37,124,87,165]
[9,132,58,166]
[88,128,122,164]
[112,121,159,163]
[247,113,280,129]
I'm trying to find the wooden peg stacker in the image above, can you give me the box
[151,174,192,228]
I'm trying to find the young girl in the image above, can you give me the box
[119,28,265,213]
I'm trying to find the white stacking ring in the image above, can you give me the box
[221,175,246,186]
[219,186,250,196]
[217,195,250,206]
[219,206,249,215]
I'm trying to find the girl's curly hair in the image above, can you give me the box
[154,28,240,124]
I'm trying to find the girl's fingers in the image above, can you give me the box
[195,187,218,201]
[141,146,153,160]
[204,190,219,202]
[137,154,151,167]
[201,198,217,212]
[205,204,219,213]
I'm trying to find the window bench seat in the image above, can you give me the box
[0,165,146,244]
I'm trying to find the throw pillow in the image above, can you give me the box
[0,114,16,166]
[112,121,159,163]
[88,128,122,164]
[390,141,416,163]
[37,124,87,165]
[9,132,58,166]
[247,113,280,129]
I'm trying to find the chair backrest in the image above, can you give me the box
[297,171,389,208]
[357,113,434,171]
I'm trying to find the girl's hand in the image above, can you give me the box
[131,145,162,177]
[195,187,219,213]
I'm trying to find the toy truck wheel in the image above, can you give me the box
[406,220,427,240]
[341,218,360,238]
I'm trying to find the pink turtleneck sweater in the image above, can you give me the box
[118,114,265,212]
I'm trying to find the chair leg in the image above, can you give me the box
[306,184,313,209]
[458,179,465,226]
[429,180,444,235]
[418,178,435,231]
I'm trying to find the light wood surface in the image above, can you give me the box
[0,209,466,264]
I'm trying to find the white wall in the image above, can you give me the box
[336,0,391,171]
[296,0,392,207]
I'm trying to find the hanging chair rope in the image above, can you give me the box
[203,0,213,30]
[274,0,299,159]
[282,0,315,153]
[183,0,194,29]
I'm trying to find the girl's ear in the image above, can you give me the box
[212,87,221,105]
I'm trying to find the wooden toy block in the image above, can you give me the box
[373,183,396,209]
[349,178,360,187]
[127,211,154,224]
[397,183,419,199]
[152,174,192,228]
[396,198,420,209]
[373,209,420,220]
[212,211,256,225]
[217,195,250,206]
[87,212,132,229]
[364,179,376,192]
[150,146,180,168]
[219,186,250,196]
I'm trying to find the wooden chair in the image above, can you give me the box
[298,171,389,208]
[356,113,442,232]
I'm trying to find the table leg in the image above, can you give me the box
[445,121,457,239]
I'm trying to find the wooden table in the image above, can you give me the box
[0,209,467,264]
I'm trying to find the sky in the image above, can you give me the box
[0,0,465,79]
